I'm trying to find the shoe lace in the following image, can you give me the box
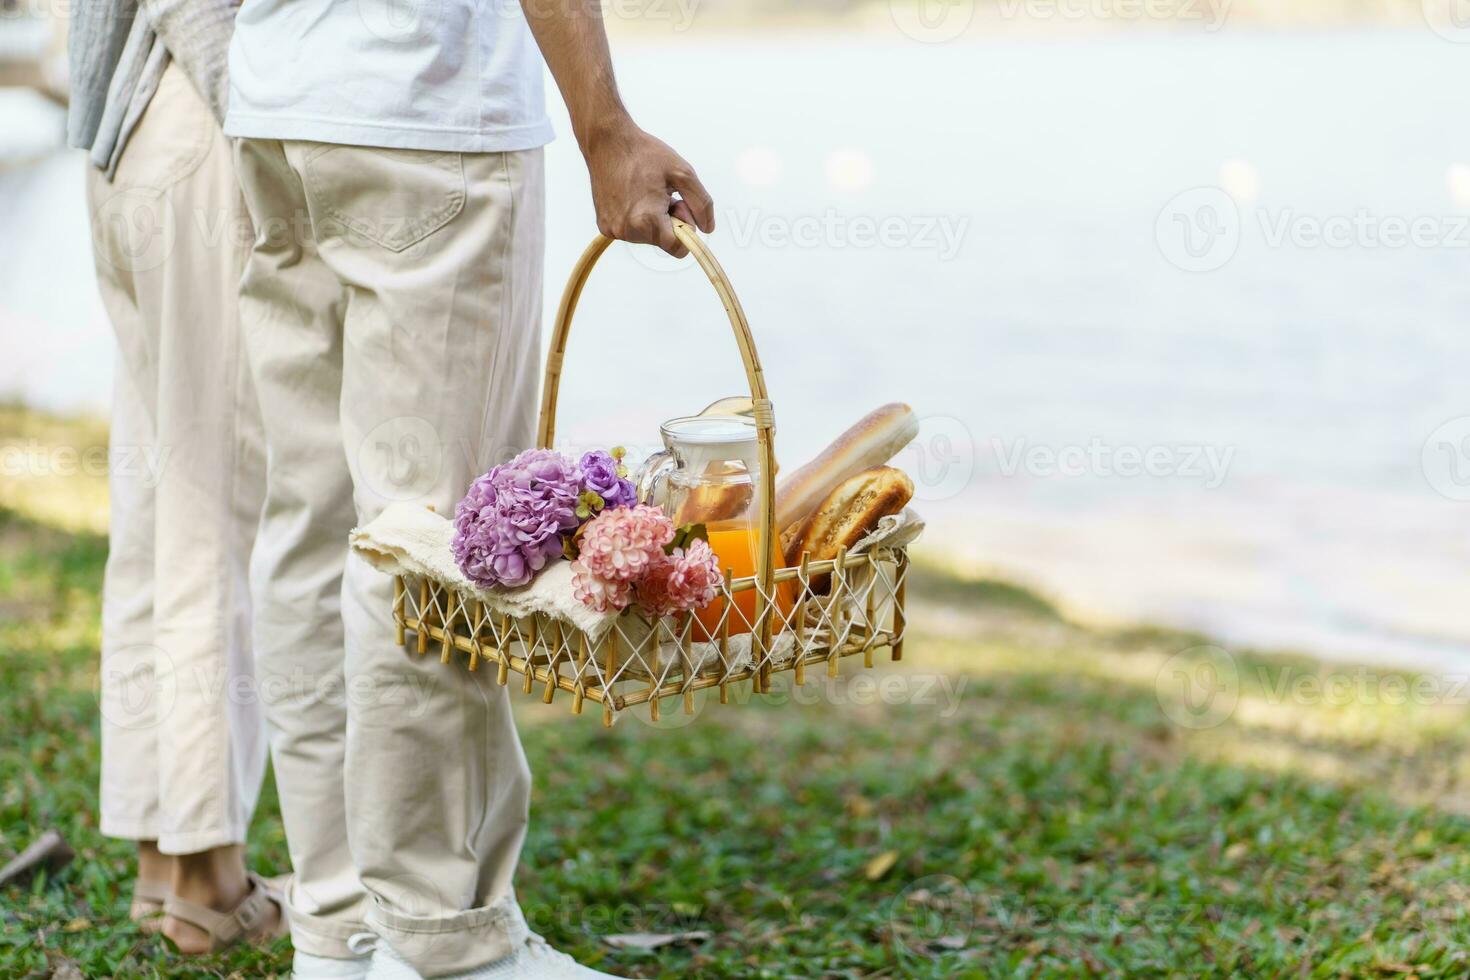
[347,932,379,956]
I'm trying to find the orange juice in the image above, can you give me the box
[694,523,796,641]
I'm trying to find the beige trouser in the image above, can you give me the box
[86,61,268,855]
[231,137,543,974]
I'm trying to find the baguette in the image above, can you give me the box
[788,466,914,592]
[774,403,917,537]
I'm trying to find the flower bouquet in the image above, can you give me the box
[451,447,721,621]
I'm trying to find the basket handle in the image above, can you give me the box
[536,220,780,662]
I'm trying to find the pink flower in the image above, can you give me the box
[636,538,722,617]
[568,506,722,617]
[574,504,673,583]
[570,565,634,613]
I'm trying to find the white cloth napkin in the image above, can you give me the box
[349,503,620,638]
[852,508,925,555]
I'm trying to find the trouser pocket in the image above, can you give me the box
[302,145,467,253]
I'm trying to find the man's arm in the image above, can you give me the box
[520,0,714,257]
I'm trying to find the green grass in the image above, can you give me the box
[5,410,1470,977]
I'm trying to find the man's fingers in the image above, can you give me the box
[669,198,697,228]
[652,213,687,257]
[668,167,715,233]
[601,209,686,257]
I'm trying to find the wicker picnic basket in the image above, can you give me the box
[392,221,912,725]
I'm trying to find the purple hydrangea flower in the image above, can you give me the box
[579,450,637,510]
[452,449,583,588]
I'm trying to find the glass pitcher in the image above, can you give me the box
[633,415,791,636]
[635,415,760,528]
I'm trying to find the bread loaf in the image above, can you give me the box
[788,466,914,592]
[673,478,754,526]
[774,403,917,537]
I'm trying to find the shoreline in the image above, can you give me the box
[914,531,1470,678]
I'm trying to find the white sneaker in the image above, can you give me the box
[366,931,620,979]
[291,948,373,980]
[497,933,622,978]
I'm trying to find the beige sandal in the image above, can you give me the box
[130,879,169,933]
[163,871,288,952]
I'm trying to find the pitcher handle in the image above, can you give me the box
[634,449,677,510]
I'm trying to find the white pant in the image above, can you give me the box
[231,138,544,976]
[87,62,268,855]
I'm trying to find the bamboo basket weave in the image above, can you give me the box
[392,221,912,725]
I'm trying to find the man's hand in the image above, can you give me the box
[583,122,714,257]
[518,0,714,256]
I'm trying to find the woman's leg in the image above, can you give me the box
[88,59,273,950]
[132,842,172,931]
[140,63,271,948]
[136,842,171,885]
[163,846,256,953]
[87,172,166,930]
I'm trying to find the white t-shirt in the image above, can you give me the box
[224,0,554,152]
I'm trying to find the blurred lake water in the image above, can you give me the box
[2,30,1467,666]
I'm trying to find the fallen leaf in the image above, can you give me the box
[864,850,900,881]
[63,918,90,932]
[603,931,711,950]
